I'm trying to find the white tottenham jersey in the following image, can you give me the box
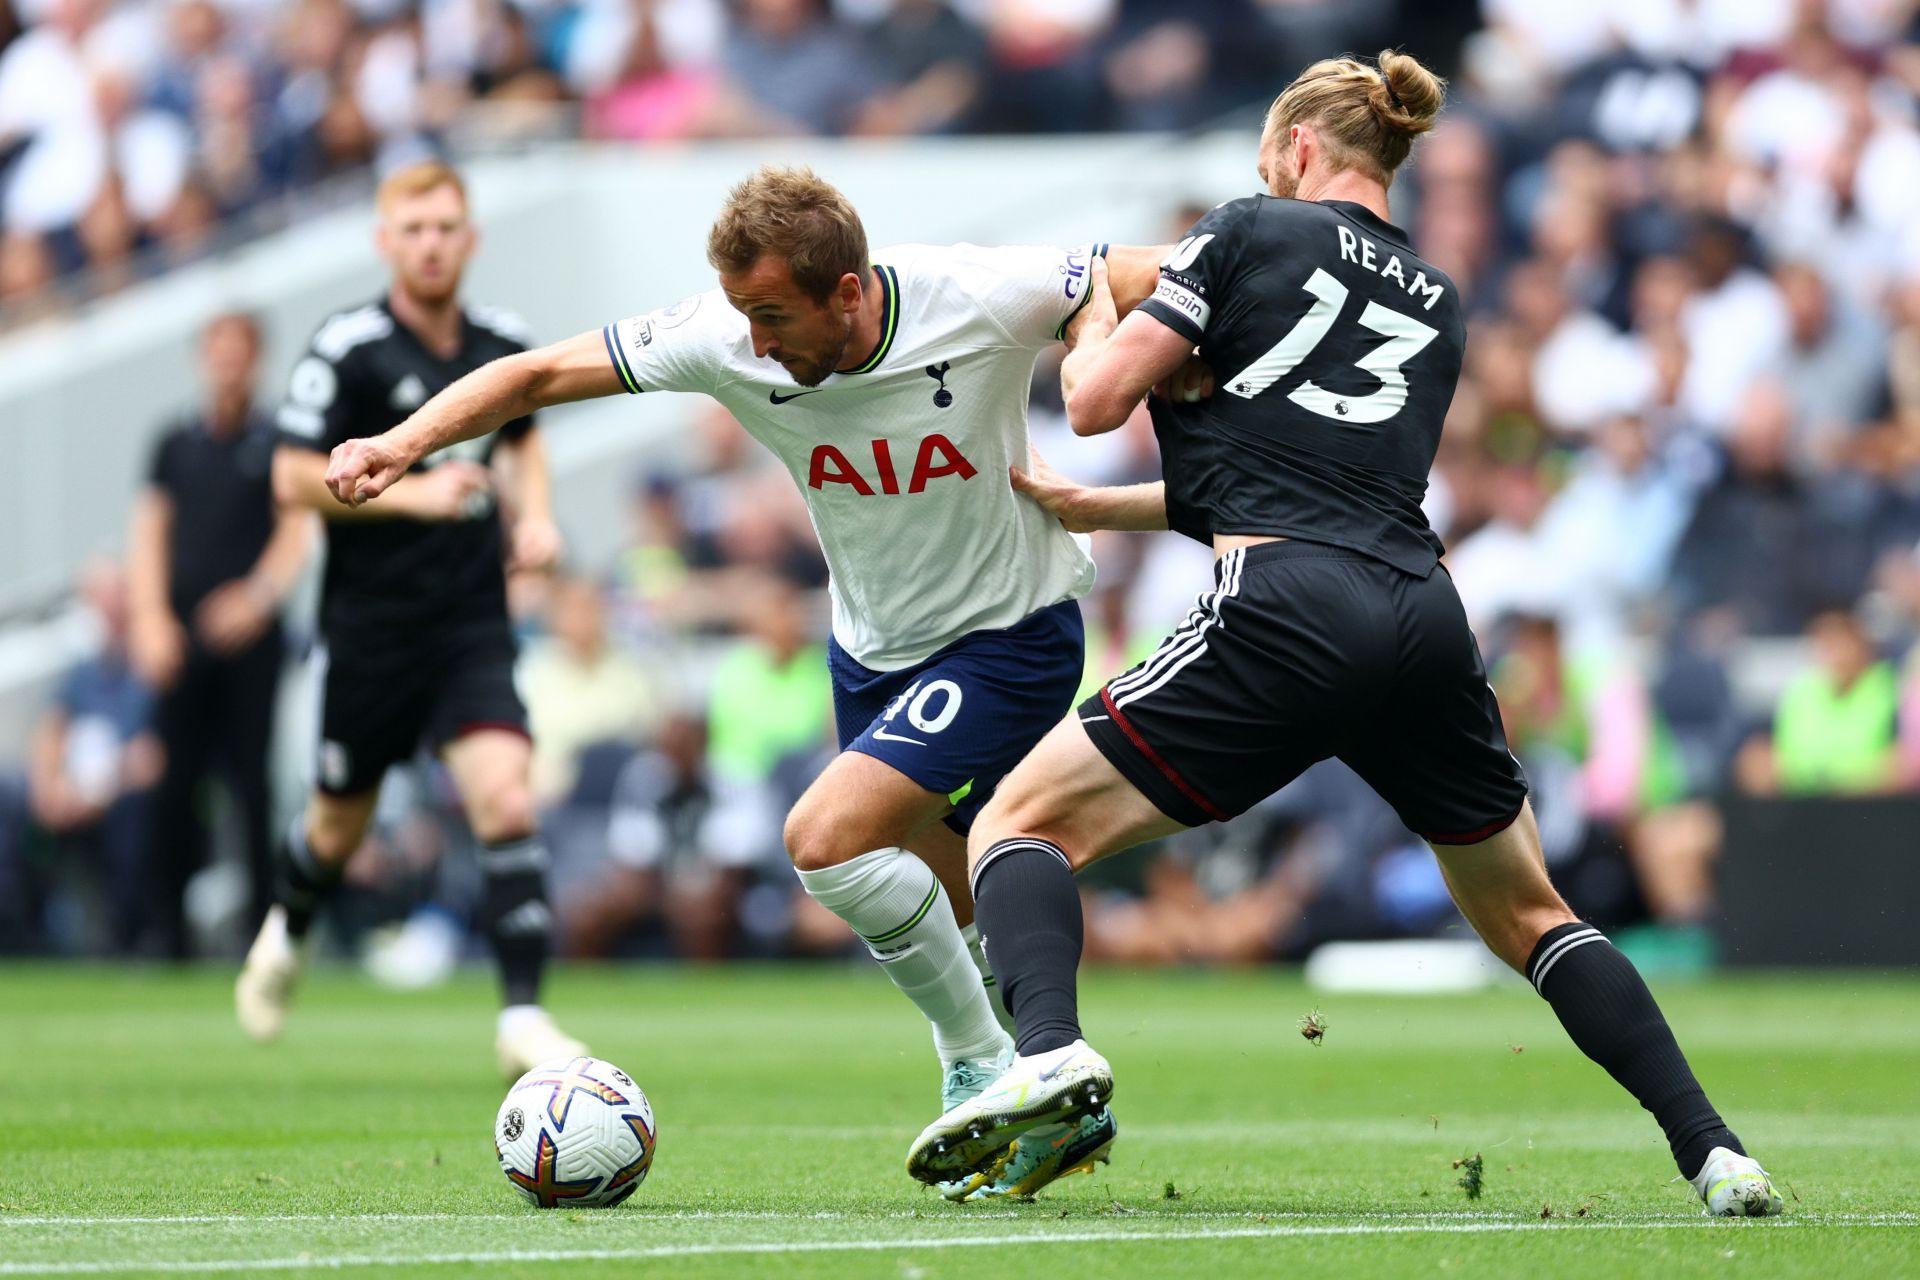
[601,242,1107,671]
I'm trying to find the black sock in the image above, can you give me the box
[972,838,1083,1056]
[1527,922,1744,1179]
[277,818,343,940]
[479,836,552,1009]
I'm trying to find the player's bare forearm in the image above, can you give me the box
[331,330,619,506]
[275,446,449,521]
[1069,480,1169,531]
[494,426,552,523]
[385,358,528,467]
[1059,331,1117,430]
[1065,309,1201,436]
[1061,258,1122,428]
[388,335,607,467]
[1011,453,1168,532]
[1102,244,1173,316]
[494,427,562,572]
[248,506,316,600]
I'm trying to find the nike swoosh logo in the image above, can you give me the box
[871,725,925,745]
[769,389,822,404]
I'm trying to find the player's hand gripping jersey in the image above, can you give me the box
[600,243,1105,671]
[1135,197,1466,573]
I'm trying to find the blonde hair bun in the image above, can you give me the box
[1265,50,1449,181]
[1371,49,1444,139]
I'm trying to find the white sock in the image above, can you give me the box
[962,922,1017,1038]
[497,1004,548,1039]
[799,847,1008,1065]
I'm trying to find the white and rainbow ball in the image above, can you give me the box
[495,1056,655,1208]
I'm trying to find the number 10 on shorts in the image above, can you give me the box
[881,679,964,737]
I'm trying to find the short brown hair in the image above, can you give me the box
[1267,50,1446,184]
[202,309,262,352]
[376,160,468,214]
[707,166,868,302]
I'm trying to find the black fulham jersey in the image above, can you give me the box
[276,298,535,636]
[1135,197,1465,576]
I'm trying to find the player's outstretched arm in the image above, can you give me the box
[1061,258,1201,436]
[1011,451,1167,532]
[327,329,622,507]
[276,445,494,523]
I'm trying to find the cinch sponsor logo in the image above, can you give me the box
[807,435,978,495]
[1059,248,1091,300]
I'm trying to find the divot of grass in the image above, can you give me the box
[1453,1153,1485,1200]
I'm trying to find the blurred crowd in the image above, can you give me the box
[0,0,1463,320]
[6,0,1920,973]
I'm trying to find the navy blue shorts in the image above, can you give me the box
[830,600,1085,834]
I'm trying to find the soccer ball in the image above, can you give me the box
[494,1056,656,1208]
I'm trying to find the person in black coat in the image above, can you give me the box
[127,312,312,957]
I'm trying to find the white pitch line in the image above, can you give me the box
[0,1218,1916,1276]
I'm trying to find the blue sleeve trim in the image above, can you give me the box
[603,323,641,394]
[1053,242,1113,342]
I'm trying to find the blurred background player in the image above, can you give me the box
[916,51,1781,1218]
[234,160,584,1077]
[127,311,312,959]
[322,165,1172,1199]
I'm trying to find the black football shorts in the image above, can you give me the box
[314,617,528,796]
[1081,540,1529,843]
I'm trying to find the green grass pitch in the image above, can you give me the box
[1,964,1915,1277]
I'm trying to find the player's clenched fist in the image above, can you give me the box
[326,435,411,506]
[1155,354,1214,405]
